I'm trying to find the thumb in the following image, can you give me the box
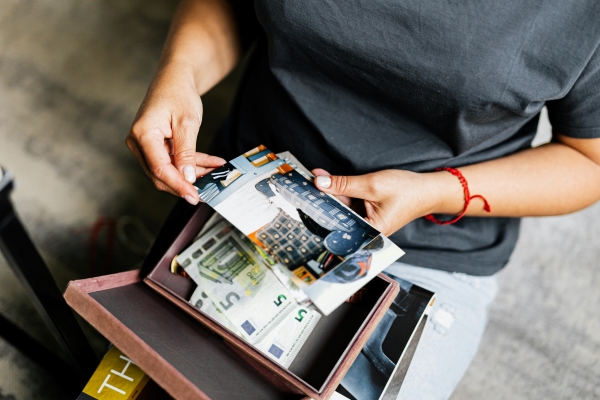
[314,173,371,199]
[172,114,201,183]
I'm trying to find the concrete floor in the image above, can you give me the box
[0,1,598,399]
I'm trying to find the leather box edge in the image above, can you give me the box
[64,275,211,400]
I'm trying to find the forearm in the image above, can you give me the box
[313,135,600,234]
[157,0,243,95]
[428,139,600,217]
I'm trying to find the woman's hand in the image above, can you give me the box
[126,0,244,204]
[126,63,225,204]
[312,168,464,236]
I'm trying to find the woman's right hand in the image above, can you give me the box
[126,62,225,205]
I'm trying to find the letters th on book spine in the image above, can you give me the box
[79,346,149,400]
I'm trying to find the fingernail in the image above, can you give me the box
[316,176,331,188]
[183,166,196,183]
[184,194,198,205]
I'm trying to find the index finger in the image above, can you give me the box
[137,134,200,203]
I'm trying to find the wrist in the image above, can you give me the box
[420,171,465,216]
[159,55,227,96]
[147,59,201,102]
[157,55,197,83]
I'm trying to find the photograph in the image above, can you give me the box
[193,145,404,314]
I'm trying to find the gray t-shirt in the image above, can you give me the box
[212,0,600,275]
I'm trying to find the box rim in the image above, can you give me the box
[144,271,399,398]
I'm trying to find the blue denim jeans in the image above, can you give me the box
[340,262,498,400]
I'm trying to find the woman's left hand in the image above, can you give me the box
[312,168,463,236]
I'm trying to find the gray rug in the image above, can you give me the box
[0,1,598,399]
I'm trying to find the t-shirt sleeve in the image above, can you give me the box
[546,43,600,138]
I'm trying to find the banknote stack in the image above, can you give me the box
[177,214,321,368]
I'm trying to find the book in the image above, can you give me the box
[188,146,404,315]
[78,346,172,400]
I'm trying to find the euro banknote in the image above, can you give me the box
[180,220,297,344]
[190,284,320,368]
[255,305,321,368]
[189,286,241,336]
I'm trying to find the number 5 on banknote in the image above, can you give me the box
[295,309,307,322]
[273,294,287,306]
[220,292,241,310]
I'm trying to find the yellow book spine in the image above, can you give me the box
[81,347,149,400]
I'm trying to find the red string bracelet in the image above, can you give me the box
[424,167,491,225]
